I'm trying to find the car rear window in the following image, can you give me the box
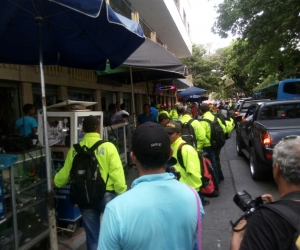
[259,103,300,120]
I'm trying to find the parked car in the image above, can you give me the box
[235,98,271,121]
[236,99,300,180]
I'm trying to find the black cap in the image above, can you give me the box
[83,116,99,132]
[158,113,169,122]
[164,121,182,134]
[132,122,170,163]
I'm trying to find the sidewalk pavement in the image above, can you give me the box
[57,166,138,250]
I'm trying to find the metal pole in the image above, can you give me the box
[130,67,136,127]
[145,71,150,105]
[36,17,58,250]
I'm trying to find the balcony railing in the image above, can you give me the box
[109,0,170,50]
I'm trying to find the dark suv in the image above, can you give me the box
[236,98,271,123]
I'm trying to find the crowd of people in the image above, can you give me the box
[50,100,300,250]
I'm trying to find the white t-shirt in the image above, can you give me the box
[116,110,129,116]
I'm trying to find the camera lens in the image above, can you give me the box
[233,190,254,212]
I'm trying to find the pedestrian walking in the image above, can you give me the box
[98,122,204,250]
[164,121,210,206]
[53,116,127,250]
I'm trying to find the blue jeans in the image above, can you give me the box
[79,192,117,250]
[203,146,219,182]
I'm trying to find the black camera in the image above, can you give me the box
[230,190,263,230]
[166,166,181,180]
[166,157,181,180]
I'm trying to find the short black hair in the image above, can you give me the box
[143,104,150,108]
[183,110,192,115]
[108,103,116,111]
[23,104,34,114]
[120,103,126,109]
[83,116,99,133]
[200,104,210,113]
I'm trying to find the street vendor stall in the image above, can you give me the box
[37,101,104,232]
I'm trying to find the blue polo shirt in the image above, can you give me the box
[15,116,38,136]
[137,112,157,124]
[150,106,158,121]
[98,173,204,250]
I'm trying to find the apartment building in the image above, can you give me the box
[0,0,193,134]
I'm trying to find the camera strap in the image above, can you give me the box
[260,202,300,250]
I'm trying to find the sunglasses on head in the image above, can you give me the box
[282,135,299,141]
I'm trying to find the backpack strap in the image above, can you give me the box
[259,202,300,249]
[177,142,187,170]
[73,143,83,153]
[187,119,194,126]
[201,118,212,124]
[87,140,110,186]
[89,140,106,152]
[73,140,106,153]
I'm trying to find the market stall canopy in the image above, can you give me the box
[177,86,207,96]
[179,95,208,103]
[0,0,145,70]
[96,65,185,84]
[172,77,193,89]
[96,38,186,83]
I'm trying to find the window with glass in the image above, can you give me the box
[259,103,300,120]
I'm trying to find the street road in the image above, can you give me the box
[202,131,278,250]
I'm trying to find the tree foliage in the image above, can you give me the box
[181,45,223,93]
[212,0,300,92]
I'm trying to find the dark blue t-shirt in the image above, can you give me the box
[138,113,157,124]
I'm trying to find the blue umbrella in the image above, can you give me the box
[0,1,144,247]
[177,86,206,96]
[0,0,145,70]
[179,95,208,103]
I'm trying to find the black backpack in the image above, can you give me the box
[177,119,197,149]
[201,116,225,149]
[177,143,219,197]
[69,140,108,207]
[258,202,300,250]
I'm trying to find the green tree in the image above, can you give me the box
[213,0,300,85]
[181,45,223,93]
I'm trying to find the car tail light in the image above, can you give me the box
[261,132,272,148]
[265,153,272,159]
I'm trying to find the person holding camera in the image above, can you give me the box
[231,135,300,250]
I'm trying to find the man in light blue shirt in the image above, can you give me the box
[98,122,204,250]
[15,104,38,136]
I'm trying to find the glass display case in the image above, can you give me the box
[37,109,103,229]
[38,111,104,147]
[0,148,49,250]
[103,123,127,166]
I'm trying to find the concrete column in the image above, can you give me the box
[151,32,157,42]
[137,94,143,115]
[57,86,68,101]
[21,82,33,105]
[93,89,102,111]
[117,91,123,104]
[162,95,166,107]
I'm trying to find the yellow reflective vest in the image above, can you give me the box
[200,111,226,148]
[54,132,127,194]
[171,137,202,191]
